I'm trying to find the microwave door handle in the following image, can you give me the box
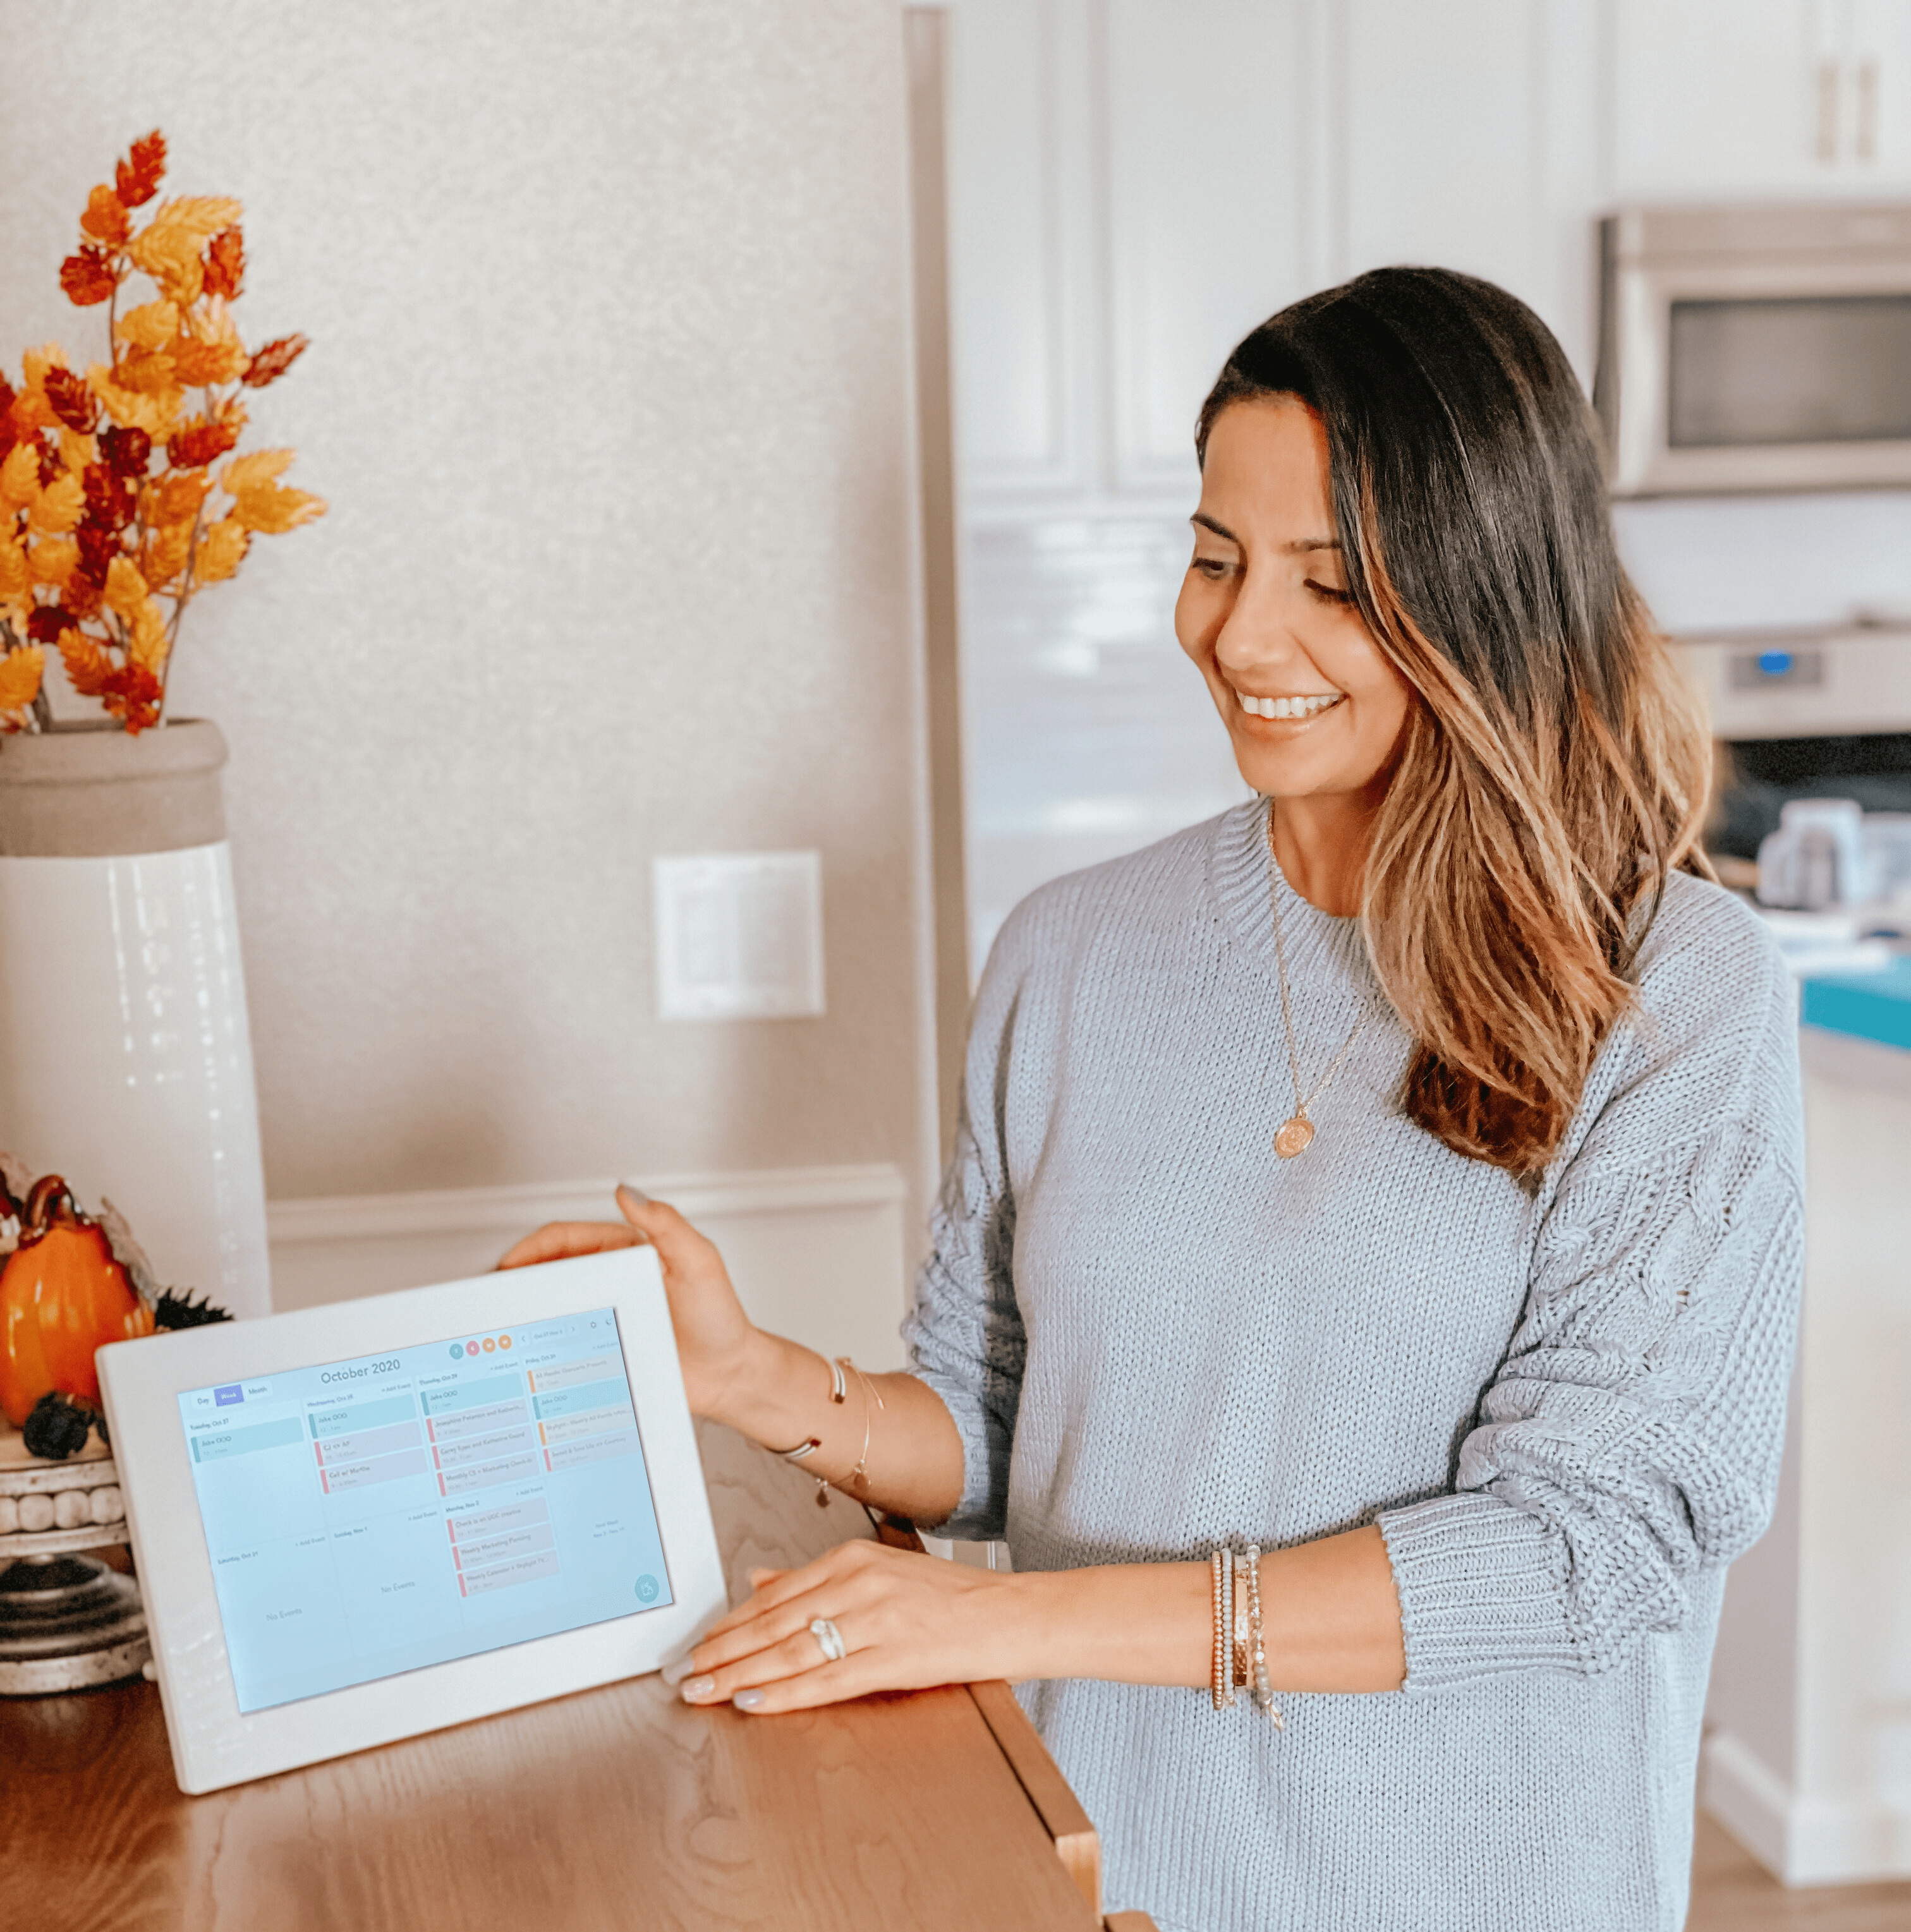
[1857,58,1879,164]
[1818,59,1840,164]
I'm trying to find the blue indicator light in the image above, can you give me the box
[1757,650,1793,676]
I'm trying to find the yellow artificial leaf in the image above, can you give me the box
[0,445,39,512]
[232,481,325,536]
[138,196,243,250]
[114,347,178,396]
[152,469,211,527]
[115,301,179,351]
[124,198,242,306]
[127,596,169,671]
[0,530,29,597]
[21,344,70,389]
[28,536,78,588]
[87,363,183,438]
[141,521,193,590]
[193,514,248,584]
[103,555,150,620]
[220,447,296,493]
[27,472,83,536]
[0,645,44,713]
[58,428,98,475]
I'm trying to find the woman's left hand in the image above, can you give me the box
[667,1540,1034,1713]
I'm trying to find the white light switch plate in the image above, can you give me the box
[651,852,826,1021]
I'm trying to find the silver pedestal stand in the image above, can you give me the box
[0,1432,149,1694]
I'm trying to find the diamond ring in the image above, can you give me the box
[810,1616,847,1663]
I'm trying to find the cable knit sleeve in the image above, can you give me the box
[1377,896,1805,1691]
[900,916,1036,1540]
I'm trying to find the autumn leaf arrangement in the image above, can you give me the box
[0,131,324,734]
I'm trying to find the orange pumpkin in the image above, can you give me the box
[0,1175,154,1426]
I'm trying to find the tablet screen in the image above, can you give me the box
[176,1307,675,1713]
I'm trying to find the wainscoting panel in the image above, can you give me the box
[267,1164,913,1372]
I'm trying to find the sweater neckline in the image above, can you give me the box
[1208,796,1373,996]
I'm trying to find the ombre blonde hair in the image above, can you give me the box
[1198,269,1713,1179]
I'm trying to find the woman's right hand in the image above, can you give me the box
[497,1186,758,1422]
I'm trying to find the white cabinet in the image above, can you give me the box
[1614,0,1911,196]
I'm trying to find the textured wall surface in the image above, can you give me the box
[0,1,935,1229]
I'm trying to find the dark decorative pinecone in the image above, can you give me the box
[22,1390,97,1461]
[153,1288,233,1329]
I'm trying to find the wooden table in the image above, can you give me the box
[0,1422,1156,1932]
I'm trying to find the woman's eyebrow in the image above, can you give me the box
[1287,537,1341,554]
[1191,512,1239,542]
[1189,514,1340,555]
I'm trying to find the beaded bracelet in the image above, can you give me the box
[1211,1543,1285,1729]
[1242,1545,1285,1730]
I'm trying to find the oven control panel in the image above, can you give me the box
[1670,625,1911,739]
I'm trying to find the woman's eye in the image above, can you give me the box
[1306,580,1352,605]
[1191,555,1235,580]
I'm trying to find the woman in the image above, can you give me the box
[504,268,1802,1931]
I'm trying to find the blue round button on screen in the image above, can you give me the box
[1757,650,1793,676]
[449,1343,464,1359]
[636,1575,660,1603]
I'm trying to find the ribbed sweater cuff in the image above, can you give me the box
[1378,1491,1582,1691]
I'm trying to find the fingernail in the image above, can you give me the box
[679,1675,715,1702]
[660,1653,696,1687]
[617,1182,652,1206]
[733,1689,765,1712]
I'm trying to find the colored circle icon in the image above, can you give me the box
[498,1334,512,1350]
[467,1343,480,1356]
[449,1343,464,1359]
[482,1337,496,1353]
[636,1576,659,1603]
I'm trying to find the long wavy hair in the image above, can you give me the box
[1197,267,1713,1178]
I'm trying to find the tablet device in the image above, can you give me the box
[97,1247,726,1794]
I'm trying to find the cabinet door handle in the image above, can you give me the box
[1857,57,1880,163]
[1817,59,1841,163]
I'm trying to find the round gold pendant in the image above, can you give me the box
[1274,1116,1315,1159]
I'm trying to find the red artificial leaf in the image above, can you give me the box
[34,440,61,489]
[80,185,131,248]
[241,334,309,389]
[82,465,137,533]
[59,246,119,307]
[114,132,167,210]
[202,226,245,301]
[75,524,121,588]
[0,378,16,462]
[63,570,105,620]
[25,605,78,645]
[164,421,238,471]
[42,367,100,435]
[108,662,164,733]
[99,426,152,480]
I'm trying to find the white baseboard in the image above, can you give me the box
[1702,1728,1911,1887]
[267,1164,912,1371]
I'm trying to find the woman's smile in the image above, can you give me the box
[1233,688,1345,723]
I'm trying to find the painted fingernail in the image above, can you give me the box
[660,1653,696,1687]
[680,1675,715,1702]
[733,1689,765,1712]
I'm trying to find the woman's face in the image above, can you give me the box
[1175,397,1414,806]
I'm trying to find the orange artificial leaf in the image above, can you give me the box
[28,536,78,588]
[140,521,193,591]
[115,301,178,351]
[86,365,182,439]
[153,469,210,526]
[241,334,310,389]
[0,532,28,598]
[202,227,244,301]
[27,472,83,536]
[59,247,119,307]
[61,571,104,621]
[231,481,325,536]
[127,595,168,671]
[0,644,44,715]
[221,448,296,493]
[171,332,246,389]
[115,133,167,210]
[59,629,116,697]
[165,420,238,471]
[80,186,131,247]
[112,347,178,397]
[42,366,100,434]
[58,427,98,475]
[102,556,150,620]
[193,514,248,584]
[0,445,41,512]
[125,200,244,305]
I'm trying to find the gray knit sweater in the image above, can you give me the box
[904,798,1803,1932]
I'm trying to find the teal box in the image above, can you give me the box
[191,1416,306,1463]
[1801,957,1911,1053]
[533,1376,631,1422]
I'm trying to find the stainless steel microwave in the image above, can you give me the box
[1595,202,1911,497]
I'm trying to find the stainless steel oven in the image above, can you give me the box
[1596,202,1911,497]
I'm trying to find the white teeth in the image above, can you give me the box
[1237,691,1341,720]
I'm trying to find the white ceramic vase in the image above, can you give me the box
[0,721,270,1319]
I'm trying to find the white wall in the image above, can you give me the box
[0,0,938,1325]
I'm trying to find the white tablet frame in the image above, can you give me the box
[97,1247,727,1795]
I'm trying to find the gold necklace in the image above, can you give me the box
[1267,837,1368,1159]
